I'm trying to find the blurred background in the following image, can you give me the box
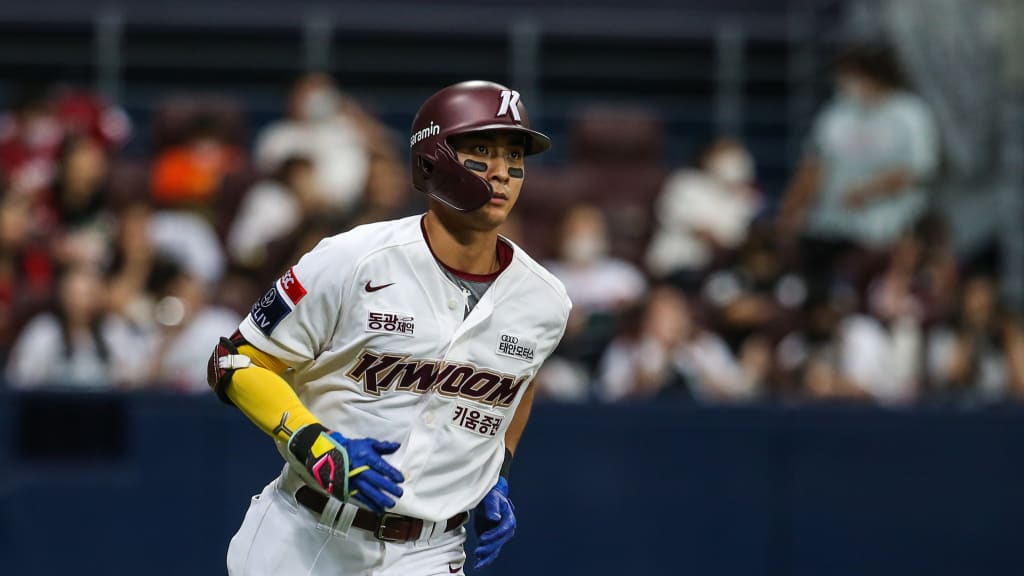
[1,0,1023,574]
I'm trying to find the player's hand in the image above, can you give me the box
[286,423,405,514]
[472,477,515,570]
[327,431,405,513]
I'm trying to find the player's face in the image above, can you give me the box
[449,132,527,230]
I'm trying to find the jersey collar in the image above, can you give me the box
[419,215,514,283]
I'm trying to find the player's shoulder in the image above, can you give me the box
[308,214,423,261]
[505,238,573,315]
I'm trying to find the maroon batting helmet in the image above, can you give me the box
[410,80,551,212]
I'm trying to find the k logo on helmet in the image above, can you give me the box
[496,90,521,122]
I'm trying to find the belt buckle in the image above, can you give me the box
[375,512,403,542]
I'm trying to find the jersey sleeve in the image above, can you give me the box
[237,236,352,367]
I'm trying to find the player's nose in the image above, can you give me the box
[488,153,511,184]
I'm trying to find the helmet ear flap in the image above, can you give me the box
[417,155,435,177]
[415,154,432,175]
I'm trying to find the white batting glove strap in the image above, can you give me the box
[218,354,253,370]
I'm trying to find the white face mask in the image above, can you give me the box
[708,151,753,186]
[563,233,608,264]
[300,88,338,122]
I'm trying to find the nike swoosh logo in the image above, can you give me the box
[364,281,395,293]
[448,564,461,574]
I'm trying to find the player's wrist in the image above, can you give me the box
[494,475,510,497]
[499,448,513,487]
[288,422,330,459]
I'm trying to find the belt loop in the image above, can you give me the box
[316,495,343,533]
[333,503,358,537]
[419,518,440,543]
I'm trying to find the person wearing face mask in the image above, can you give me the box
[645,138,761,291]
[546,204,647,315]
[777,44,939,289]
[254,74,377,218]
[534,205,646,400]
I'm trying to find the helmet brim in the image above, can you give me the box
[451,123,552,155]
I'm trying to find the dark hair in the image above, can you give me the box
[145,255,187,297]
[188,112,227,142]
[835,44,906,89]
[52,133,108,225]
[53,266,110,363]
[913,210,950,247]
[54,307,110,363]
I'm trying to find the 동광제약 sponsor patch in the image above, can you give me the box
[366,311,415,337]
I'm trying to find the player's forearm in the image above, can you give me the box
[226,344,320,443]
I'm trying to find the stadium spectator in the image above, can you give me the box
[344,102,411,225]
[45,134,115,269]
[0,84,62,197]
[147,259,241,393]
[226,155,325,270]
[147,112,232,286]
[148,207,226,287]
[254,73,373,217]
[107,203,158,326]
[776,284,919,404]
[5,264,145,389]
[646,137,761,290]
[535,205,647,401]
[700,219,806,359]
[926,272,1024,404]
[778,44,939,288]
[151,112,244,208]
[547,204,647,319]
[597,286,763,403]
[0,192,54,363]
[52,87,132,152]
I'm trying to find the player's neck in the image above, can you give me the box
[423,211,500,275]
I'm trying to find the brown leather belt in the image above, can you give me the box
[295,486,468,543]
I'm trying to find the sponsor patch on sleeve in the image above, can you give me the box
[249,286,291,336]
[495,332,535,362]
[279,266,307,305]
[248,268,307,337]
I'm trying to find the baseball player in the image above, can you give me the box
[208,80,571,575]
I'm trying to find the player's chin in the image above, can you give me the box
[471,202,513,229]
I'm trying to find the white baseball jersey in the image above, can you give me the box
[237,214,571,521]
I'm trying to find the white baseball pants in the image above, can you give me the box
[227,472,468,576]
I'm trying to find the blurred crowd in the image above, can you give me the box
[1,44,1020,407]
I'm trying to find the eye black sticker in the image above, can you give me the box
[463,159,488,172]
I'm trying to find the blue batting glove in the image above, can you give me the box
[327,431,405,514]
[473,477,515,570]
